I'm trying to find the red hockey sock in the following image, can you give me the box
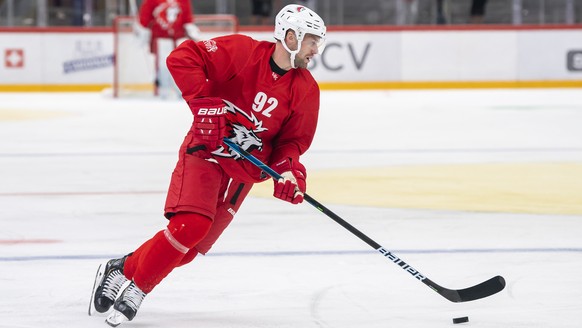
[127,212,212,293]
[123,237,153,280]
[178,247,199,267]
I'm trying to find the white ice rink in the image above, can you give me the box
[1,89,581,327]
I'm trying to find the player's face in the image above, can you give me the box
[294,34,322,69]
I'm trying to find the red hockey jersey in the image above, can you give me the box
[139,0,194,50]
[167,34,320,183]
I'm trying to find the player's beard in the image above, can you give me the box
[294,55,310,69]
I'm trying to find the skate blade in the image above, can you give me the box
[88,263,106,316]
[106,310,128,327]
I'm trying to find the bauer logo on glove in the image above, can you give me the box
[188,97,227,150]
[196,106,227,116]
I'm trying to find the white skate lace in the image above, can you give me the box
[123,283,146,311]
[102,270,127,300]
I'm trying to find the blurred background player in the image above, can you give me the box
[89,4,326,327]
[135,0,201,98]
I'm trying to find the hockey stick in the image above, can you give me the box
[222,138,506,303]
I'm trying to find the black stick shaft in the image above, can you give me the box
[222,138,505,303]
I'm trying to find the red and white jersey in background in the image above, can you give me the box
[139,0,194,42]
[167,34,320,183]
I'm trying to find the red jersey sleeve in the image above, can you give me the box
[166,35,256,102]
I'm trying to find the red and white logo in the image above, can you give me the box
[153,0,182,33]
[203,39,217,53]
[197,106,226,115]
[211,99,268,161]
[5,49,24,68]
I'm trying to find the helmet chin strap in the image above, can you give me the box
[281,33,303,69]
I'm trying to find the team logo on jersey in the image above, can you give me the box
[153,0,182,33]
[212,100,267,160]
[203,40,218,53]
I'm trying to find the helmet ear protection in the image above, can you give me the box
[274,4,327,68]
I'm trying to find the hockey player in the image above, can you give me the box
[135,0,201,98]
[89,4,326,327]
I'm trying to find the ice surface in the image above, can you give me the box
[0,89,581,327]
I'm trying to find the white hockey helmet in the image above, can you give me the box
[274,4,327,68]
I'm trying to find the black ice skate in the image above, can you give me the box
[88,256,129,316]
[105,281,146,327]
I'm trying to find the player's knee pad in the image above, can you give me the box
[165,212,212,253]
